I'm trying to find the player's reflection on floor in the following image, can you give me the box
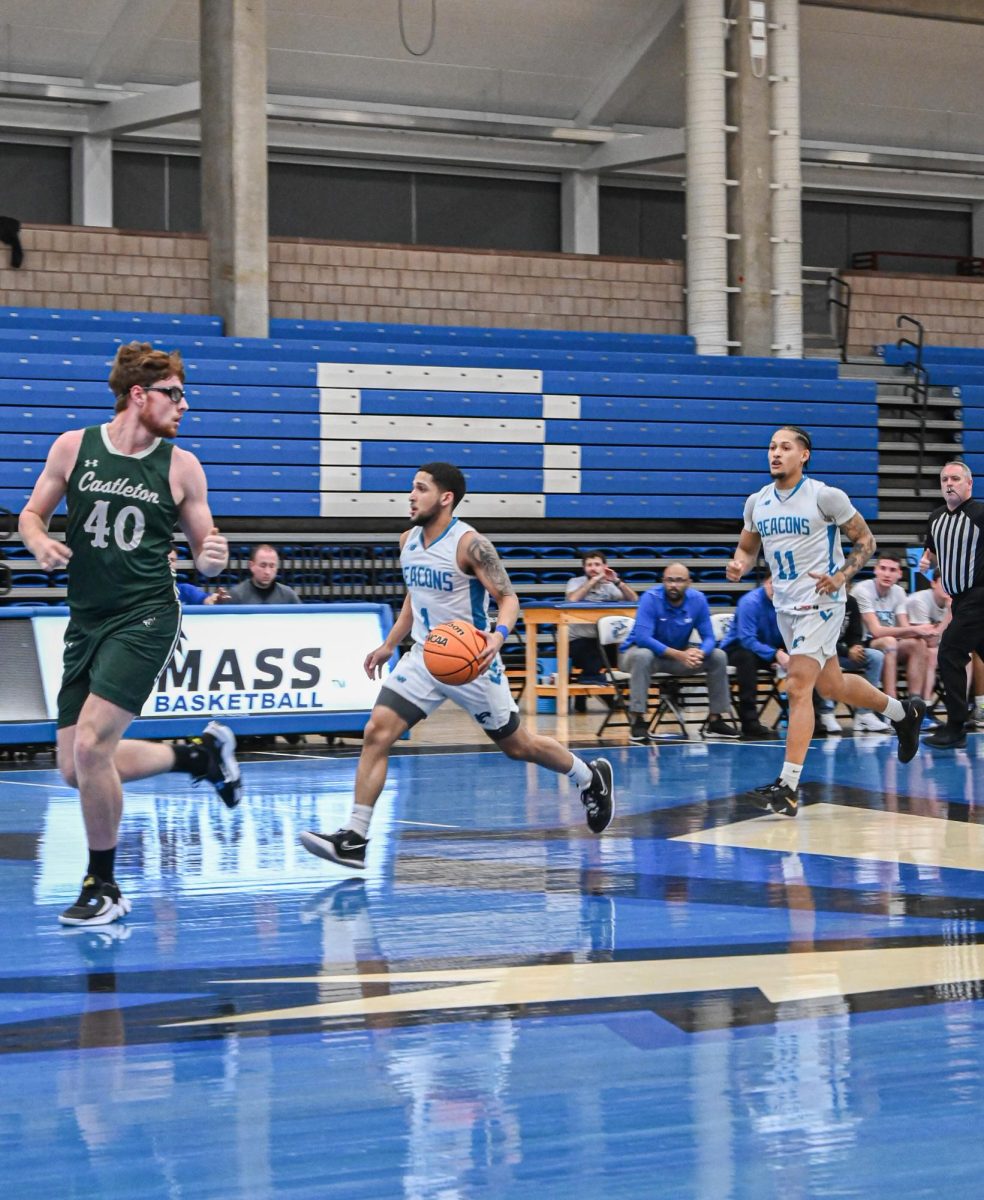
[300,876,522,1198]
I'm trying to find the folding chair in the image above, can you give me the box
[600,616,712,740]
[713,610,785,728]
[596,615,634,735]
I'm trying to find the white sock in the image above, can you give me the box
[779,761,803,791]
[348,804,373,838]
[882,697,905,723]
[975,695,984,713]
[567,756,593,789]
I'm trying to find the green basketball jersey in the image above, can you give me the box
[65,424,179,623]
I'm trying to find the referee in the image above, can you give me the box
[920,460,984,748]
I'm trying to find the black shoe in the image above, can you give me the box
[573,696,587,714]
[629,716,650,743]
[197,721,242,808]
[300,828,368,870]
[923,724,967,750]
[58,876,132,927]
[581,758,614,833]
[705,717,740,738]
[748,779,799,817]
[741,720,775,740]
[891,697,927,763]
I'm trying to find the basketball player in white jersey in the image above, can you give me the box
[301,462,614,869]
[727,426,925,815]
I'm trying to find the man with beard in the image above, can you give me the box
[727,425,924,815]
[18,342,241,927]
[300,461,614,871]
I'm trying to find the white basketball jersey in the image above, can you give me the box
[744,477,856,613]
[401,517,490,643]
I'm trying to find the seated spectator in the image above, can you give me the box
[720,568,784,740]
[227,544,301,605]
[904,569,951,725]
[619,563,737,743]
[851,555,936,706]
[168,546,229,606]
[565,550,638,711]
[816,593,890,734]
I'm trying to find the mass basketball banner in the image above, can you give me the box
[30,604,392,720]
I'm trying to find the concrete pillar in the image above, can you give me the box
[71,135,113,228]
[771,0,804,357]
[560,172,600,255]
[685,0,730,356]
[726,0,772,356]
[972,201,984,260]
[200,0,269,336]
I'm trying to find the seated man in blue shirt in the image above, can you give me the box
[720,568,785,740]
[619,563,737,743]
[168,546,229,606]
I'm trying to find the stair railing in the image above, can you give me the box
[896,315,930,495]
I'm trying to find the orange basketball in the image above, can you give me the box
[422,619,488,685]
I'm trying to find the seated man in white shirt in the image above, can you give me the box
[905,569,951,721]
[851,555,937,713]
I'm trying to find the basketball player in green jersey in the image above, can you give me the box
[19,342,242,927]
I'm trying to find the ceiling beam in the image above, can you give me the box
[584,128,685,171]
[803,0,984,24]
[574,0,683,127]
[88,81,201,135]
[801,162,984,201]
[84,0,182,87]
[804,138,984,172]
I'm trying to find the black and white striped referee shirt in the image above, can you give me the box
[925,499,984,598]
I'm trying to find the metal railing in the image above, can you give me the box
[852,250,984,276]
[827,275,852,363]
[896,314,931,495]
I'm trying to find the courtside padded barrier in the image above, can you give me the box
[0,307,876,521]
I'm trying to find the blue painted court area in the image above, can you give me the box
[3,736,984,1199]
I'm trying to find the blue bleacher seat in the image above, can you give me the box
[0,306,883,532]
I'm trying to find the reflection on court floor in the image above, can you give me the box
[4,735,984,1198]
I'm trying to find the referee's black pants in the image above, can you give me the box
[938,586,984,729]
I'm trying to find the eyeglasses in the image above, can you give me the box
[146,385,186,405]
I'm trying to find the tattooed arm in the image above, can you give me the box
[809,512,876,597]
[460,531,520,667]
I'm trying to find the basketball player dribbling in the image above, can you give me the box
[18,342,242,926]
[727,425,924,815]
[301,462,613,870]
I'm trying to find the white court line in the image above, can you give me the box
[0,737,710,785]
[393,818,461,829]
[240,749,341,762]
[0,779,76,792]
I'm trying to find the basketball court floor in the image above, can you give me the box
[3,709,984,1198]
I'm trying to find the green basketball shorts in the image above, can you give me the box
[57,602,182,728]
